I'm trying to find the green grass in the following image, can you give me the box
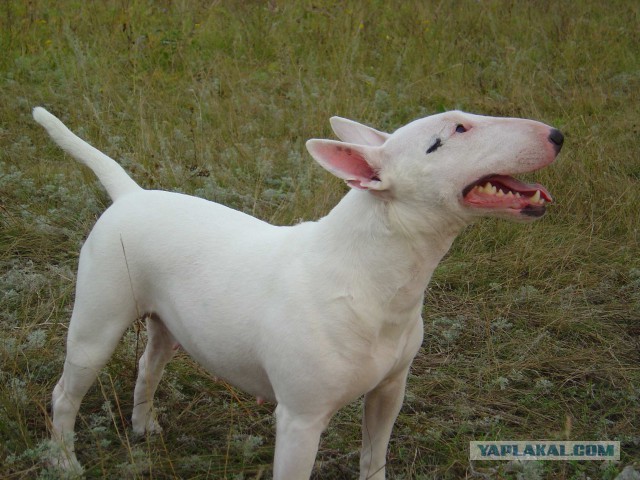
[1,1,638,478]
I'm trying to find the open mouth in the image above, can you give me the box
[462,174,553,217]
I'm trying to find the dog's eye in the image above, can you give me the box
[455,124,467,133]
[426,137,442,154]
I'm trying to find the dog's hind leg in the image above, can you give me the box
[50,258,138,472]
[50,311,135,471]
[131,315,177,435]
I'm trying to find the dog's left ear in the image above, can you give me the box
[329,117,390,146]
[306,139,387,191]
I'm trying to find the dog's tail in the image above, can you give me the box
[33,107,142,201]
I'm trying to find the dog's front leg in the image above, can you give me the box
[359,367,410,480]
[272,404,331,479]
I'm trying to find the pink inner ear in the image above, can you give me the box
[324,145,377,181]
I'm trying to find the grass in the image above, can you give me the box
[1,0,638,478]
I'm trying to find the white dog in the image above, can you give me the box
[33,107,562,478]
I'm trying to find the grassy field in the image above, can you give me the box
[1,1,638,478]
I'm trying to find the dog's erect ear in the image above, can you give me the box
[329,117,390,146]
[306,139,386,191]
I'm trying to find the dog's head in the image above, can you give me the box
[306,111,562,226]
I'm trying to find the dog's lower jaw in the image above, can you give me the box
[519,205,547,218]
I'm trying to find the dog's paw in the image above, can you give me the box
[45,446,84,478]
[145,418,163,435]
[132,416,163,437]
[41,436,84,476]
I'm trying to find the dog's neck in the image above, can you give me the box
[309,190,468,323]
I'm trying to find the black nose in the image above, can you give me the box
[548,128,564,153]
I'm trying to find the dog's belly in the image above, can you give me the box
[138,253,286,403]
[136,268,422,411]
[169,322,277,403]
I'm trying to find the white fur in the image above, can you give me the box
[33,107,561,478]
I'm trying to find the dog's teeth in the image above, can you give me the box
[475,182,511,197]
[479,182,499,196]
[515,192,522,198]
[531,190,541,204]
